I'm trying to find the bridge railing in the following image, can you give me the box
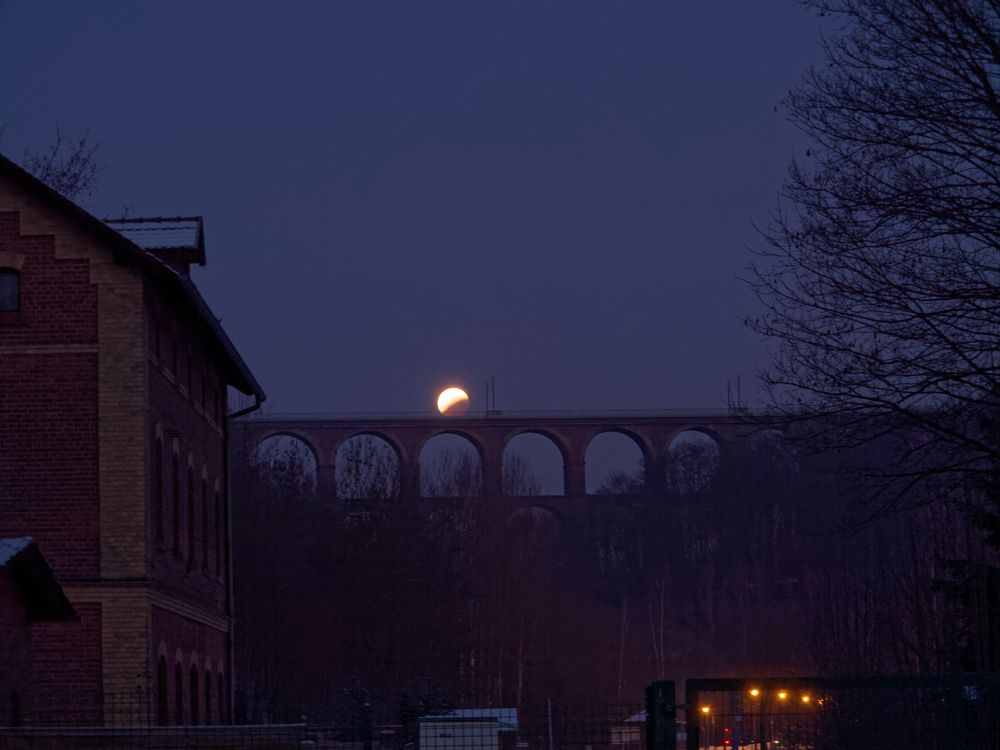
[233,408,744,422]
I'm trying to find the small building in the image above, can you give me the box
[419,708,518,750]
[0,537,75,727]
[610,711,644,750]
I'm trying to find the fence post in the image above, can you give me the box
[645,680,676,750]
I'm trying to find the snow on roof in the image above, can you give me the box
[105,217,202,252]
[421,708,518,732]
[0,536,34,567]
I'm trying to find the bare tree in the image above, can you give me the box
[747,0,1000,521]
[21,129,102,200]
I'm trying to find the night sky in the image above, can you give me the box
[0,1,824,415]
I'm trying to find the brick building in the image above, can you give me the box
[0,155,264,726]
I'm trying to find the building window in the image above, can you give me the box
[189,666,200,725]
[204,669,213,724]
[172,450,181,557]
[215,490,223,575]
[218,673,226,724]
[0,269,19,311]
[156,657,168,726]
[155,437,164,541]
[202,478,209,571]
[174,663,184,725]
[187,466,196,564]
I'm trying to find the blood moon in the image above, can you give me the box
[437,387,470,416]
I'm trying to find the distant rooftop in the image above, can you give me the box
[105,216,205,261]
[421,708,518,732]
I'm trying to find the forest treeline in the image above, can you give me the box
[230,430,999,734]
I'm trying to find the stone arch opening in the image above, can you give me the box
[666,429,721,494]
[254,432,318,491]
[502,431,565,496]
[585,430,647,495]
[419,432,483,498]
[335,433,401,500]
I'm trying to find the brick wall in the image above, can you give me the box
[30,602,104,726]
[0,212,101,580]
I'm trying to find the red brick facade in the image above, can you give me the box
[0,157,262,726]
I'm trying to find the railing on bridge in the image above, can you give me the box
[236,408,743,422]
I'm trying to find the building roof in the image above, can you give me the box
[105,216,205,260]
[0,537,75,621]
[0,154,264,403]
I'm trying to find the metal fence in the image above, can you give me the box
[681,675,1000,750]
[0,701,645,750]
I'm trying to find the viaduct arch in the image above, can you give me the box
[232,410,766,503]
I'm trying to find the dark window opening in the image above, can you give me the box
[215,491,223,576]
[187,467,196,564]
[172,451,181,557]
[0,269,19,312]
[218,673,225,724]
[156,657,168,726]
[189,667,199,725]
[155,437,164,541]
[204,670,213,724]
[174,663,184,725]
[9,691,21,728]
[202,478,209,571]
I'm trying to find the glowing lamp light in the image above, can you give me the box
[749,688,760,697]
[699,706,711,715]
[777,691,788,701]
[801,694,812,704]
[436,387,470,416]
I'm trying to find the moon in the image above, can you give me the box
[437,387,470,416]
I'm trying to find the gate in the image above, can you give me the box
[680,675,1000,750]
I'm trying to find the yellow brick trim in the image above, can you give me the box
[149,590,231,632]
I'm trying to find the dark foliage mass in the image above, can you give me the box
[230,431,997,730]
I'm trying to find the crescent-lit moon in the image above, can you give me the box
[437,387,470,416]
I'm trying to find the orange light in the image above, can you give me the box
[801,694,811,704]
[700,706,711,715]
[777,691,788,701]
[749,688,760,697]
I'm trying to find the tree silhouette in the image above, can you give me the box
[747,0,1000,522]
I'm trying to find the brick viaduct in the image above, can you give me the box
[231,410,768,503]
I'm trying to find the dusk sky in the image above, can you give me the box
[0,1,825,415]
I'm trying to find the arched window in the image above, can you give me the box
[187,465,196,563]
[156,657,168,726]
[9,691,21,727]
[0,268,19,311]
[174,663,184,725]
[202,477,209,571]
[215,490,223,576]
[189,666,199,725]
[154,437,164,542]
[217,673,226,724]
[204,669,213,724]
[172,448,181,557]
